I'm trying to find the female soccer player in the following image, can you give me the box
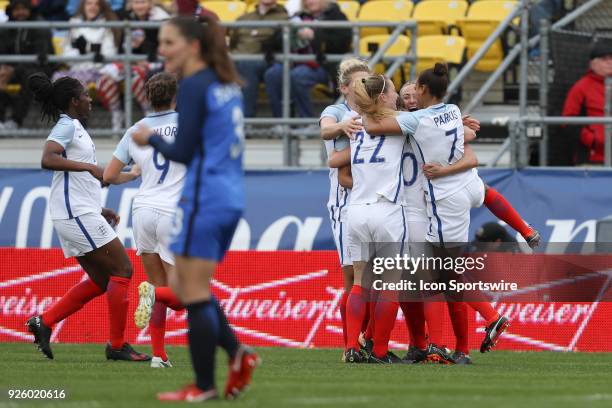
[319,57,370,351]
[26,72,150,362]
[103,72,186,369]
[363,63,510,354]
[131,16,258,402]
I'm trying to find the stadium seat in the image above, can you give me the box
[412,0,468,36]
[338,1,360,21]
[457,0,518,71]
[202,1,247,22]
[415,35,466,73]
[359,34,411,85]
[52,36,64,55]
[357,0,414,37]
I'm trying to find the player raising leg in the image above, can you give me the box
[104,72,186,368]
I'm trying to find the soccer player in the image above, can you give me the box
[131,16,259,402]
[319,57,370,352]
[363,64,510,355]
[26,73,150,362]
[103,72,186,368]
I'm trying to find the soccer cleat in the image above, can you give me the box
[401,345,422,363]
[224,345,261,400]
[480,315,510,353]
[134,281,155,329]
[344,348,365,364]
[157,384,218,402]
[151,356,173,368]
[424,343,454,365]
[361,338,374,357]
[105,342,151,361]
[26,315,53,359]
[451,351,473,365]
[367,351,404,364]
[525,228,541,249]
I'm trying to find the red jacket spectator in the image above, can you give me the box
[562,42,612,164]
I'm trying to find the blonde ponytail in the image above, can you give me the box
[352,75,396,122]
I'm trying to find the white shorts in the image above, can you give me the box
[347,201,408,262]
[425,177,485,246]
[330,205,352,266]
[132,207,175,265]
[53,212,117,258]
[408,220,429,258]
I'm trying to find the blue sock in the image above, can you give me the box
[212,296,239,359]
[186,300,219,391]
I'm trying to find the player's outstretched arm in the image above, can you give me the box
[320,116,362,140]
[328,148,351,168]
[41,140,103,181]
[103,157,140,185]
[363,116,402,136]
[422,144,478,180]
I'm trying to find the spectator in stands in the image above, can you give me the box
[175,0,220,20]
[0,0,54,130]
[562,41,612,164]
[52,0,121,127]
[229,0,289,117]
[97,0,169,130]
[65,0,124,18]
[264,0,351,118]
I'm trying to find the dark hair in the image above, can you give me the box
[166,16,242,85]
[28,73,83,123]
[146,72,178,110]
[417,63,449,100]
[75,0,120,47]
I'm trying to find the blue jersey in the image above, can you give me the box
[149,69,245,213]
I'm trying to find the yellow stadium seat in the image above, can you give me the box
[359,34,411,85]
[245,0,286,13]
[52,37,64,55]
[415,35,466,73]
[357,0,414,37]
[412,0,468,36]
[457,0,518,71]
[202,1,247,21]
[338,0,360,21]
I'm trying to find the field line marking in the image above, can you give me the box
[0,265,82,288]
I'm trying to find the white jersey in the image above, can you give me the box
[349,113,407,205]
[396,103,478,202]
[320,103,351,221]
[113,110,185,215]
[402,142,427,221]
[47,114,102,220]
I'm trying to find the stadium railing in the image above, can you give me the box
[0,19,416,167]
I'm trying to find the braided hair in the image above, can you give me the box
[28,73,83,123]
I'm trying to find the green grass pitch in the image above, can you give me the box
[1,343,612,408]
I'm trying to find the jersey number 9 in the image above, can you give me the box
[152,148,170,184]
[230,106,245,160]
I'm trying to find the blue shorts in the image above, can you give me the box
[171,207,242,262]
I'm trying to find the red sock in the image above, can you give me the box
[401,301,427,349]
[484,187,533,238]
[339,291,348,348]
[346,285,368,351]
[155,287,184,311]
[399,302,416,346]
[42,278,104,327]
[447,302,469,354]
[364,299,376,341]
[107,276,130,349]
[150,302,168,361]
[372,297,398,358]
[360,297,370,334]
[424,302,445,345]
[468,302,500,325]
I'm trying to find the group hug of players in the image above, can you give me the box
[321,58,541,364]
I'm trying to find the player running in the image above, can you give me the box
[103,72,186,368]
[363,64,510,354]
[131,16,259,402]
[319,57,370,352]
[26,72,150,362]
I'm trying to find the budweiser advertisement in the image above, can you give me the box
[1,248,611,351]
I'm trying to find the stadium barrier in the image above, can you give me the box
[1,248,611,352]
